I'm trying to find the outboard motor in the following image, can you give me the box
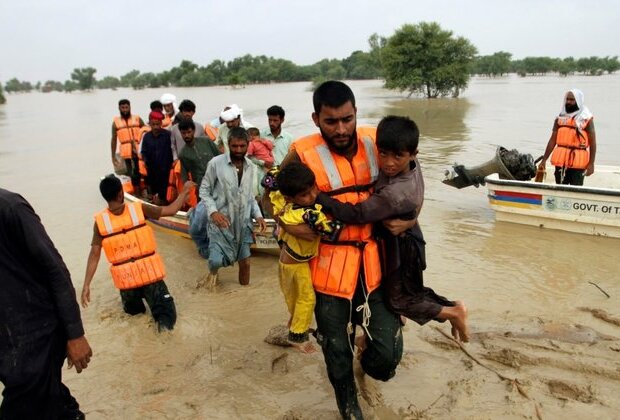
[443,146,536,189]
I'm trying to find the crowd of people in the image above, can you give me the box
[103,83,471,419]
[3,81,596,419]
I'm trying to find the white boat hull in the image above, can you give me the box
[123,192,280,254]
[485,165,620,238]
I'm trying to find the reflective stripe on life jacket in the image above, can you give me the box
[114,115,142,159]
[95,202,165,290]
[294,128,381,300]
[550,116,592,169]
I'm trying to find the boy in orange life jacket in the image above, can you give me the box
[315,116,469,342]
[538,89,597,185]
[80,175,194,332]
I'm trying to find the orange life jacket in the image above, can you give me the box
[95,202,165,290]
[166,160,197,209]
[166,161,181,203]
[113,115,142,159]
[293,127,381,300]
[184,172,198,209]
[550,116,592,170]
[204,124,219,141]
[138,126,151,177]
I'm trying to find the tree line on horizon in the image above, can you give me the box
[2,22,619,100]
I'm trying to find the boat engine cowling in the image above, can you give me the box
[443,146,536,189]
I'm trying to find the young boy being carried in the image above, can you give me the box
[316,116,469,345]
[246,127,275,170]
[266,162,342,353]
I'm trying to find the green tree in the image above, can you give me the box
[41,80,64,92]
[97,76,120,89]
[368,33,387,71]
[4,78,33,93]
[382,22,477,98]
[70,67,97,90]
[0,84,5,104]
[119,70,141,87]
[601,56,620,74]
[167,60,198,86]
[63,80,78,92]
[342,50,382,79]
[471,51,512,76]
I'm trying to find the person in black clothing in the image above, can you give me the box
[141,111,174,205]
[0,188,92,420]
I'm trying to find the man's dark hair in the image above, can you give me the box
[312,81,355,114]
[376,115,420,154]
[118,99,130,106]
[277,162,316,198]
[179,99,196,113]
[266,105,285,118]
[228,126,249,142]
[99,175,122,202]
[150,100,163,111]
[246,127,260,137]
[178,119,196,131]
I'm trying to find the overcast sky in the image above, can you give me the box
[1,0,619,83]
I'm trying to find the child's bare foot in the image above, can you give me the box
[449,301,469,342]
[288,340,317,354]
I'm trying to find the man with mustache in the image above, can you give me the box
[199,127,266,287]
[111,99,145,192]
[538,89,597,185]
[267,81,411,419]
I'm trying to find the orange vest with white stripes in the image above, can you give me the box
[550,116,592,170]
[95,202,165,290]
[293,127,381,299]
[113,115,142,159]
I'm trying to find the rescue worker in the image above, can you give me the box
[80,174,194,332]
[538,89,597,185]
[111,99,145,191]
[266,81,410,419]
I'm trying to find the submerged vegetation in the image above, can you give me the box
[3,21,618,100]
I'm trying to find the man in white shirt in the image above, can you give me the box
[261,105,295,165]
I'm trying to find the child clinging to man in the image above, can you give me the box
[316,115,469,344]
[266,162,342,353]
[246,127,275,170]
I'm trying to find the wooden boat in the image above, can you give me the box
[485,165,620,238]
[123,192,280,254]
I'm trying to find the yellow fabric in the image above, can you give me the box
[292,131,382,300]
[278,262,316,335]
[270,190,321,260]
